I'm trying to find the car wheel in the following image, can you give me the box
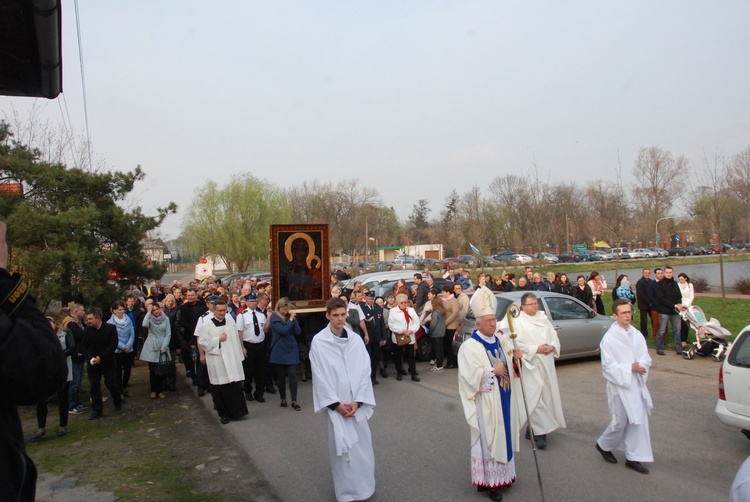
[415,336,433,362]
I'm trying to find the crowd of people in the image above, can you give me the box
[22,260,701,502]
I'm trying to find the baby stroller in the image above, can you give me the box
[680,305,732,361]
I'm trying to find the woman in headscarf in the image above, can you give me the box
[269,297,302,410]
[140,302,172,399]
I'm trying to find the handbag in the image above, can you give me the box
[395,333,411,346]
[156,352,175,377]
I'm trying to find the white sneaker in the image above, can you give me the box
[430,366,444,372]
[429,359,436,366]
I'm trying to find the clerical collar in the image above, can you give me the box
[476,332,496,343]
[211,318,227,327]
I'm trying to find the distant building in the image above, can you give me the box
[141,238,169,263]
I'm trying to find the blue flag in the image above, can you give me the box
[469,243,480,254]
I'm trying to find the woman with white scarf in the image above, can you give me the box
[108,301,135,398]
[140,302,172,399]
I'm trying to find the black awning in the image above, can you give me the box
[0,0,62,99]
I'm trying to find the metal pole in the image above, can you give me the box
[506,305,545,502]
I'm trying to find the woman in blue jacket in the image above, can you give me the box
[107,301,135,398]
[269,297,302,410]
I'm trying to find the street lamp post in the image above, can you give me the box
[655,216,676,247]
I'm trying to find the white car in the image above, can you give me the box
[716,324,750,440]
[511,253,533,264]
[628,248,650,259]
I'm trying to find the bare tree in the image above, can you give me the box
[631,146,687,234]
[686,153,732,307]
[730,146,750,241]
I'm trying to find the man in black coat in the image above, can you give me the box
[0,221,66,501]
[635,268,654,339]
[655,266,685,356]
[81,307,123,419]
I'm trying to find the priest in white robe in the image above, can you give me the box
[198,300,248,424]
[458,286,521,502]
[511,292,566,449]
[596,299,653,474]
[310,298,376,502]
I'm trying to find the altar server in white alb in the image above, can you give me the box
[511,292,566,449]
[595,299,653,475]
[310,298,376,502]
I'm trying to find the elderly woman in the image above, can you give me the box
[140,302,172,399]
[269,297,302,410]
[108,301,135,398]
[389,293,421,382]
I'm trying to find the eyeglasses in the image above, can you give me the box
[523,302,538,307]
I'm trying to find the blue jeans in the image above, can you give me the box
[657,313,682,352]
[68,361,84,410]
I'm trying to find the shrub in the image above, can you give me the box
[733,277,750,295]
[692,275,710,293]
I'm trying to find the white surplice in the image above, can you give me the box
[310,325,376,502]
[198,316,245,385]
[597,322,654,462]
[512,311,566,435]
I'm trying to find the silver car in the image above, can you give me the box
[716,324,750,440]
[452,291,613,361]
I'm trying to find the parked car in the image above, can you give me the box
[537,252,559,264]
[610,247,632,260]
[647,247,669,257]
[641,248,659,258]
[452,291,613,360]
[628,248,650,259]
[510,253,533,264]
[493,251,515,262]
[578,251,601,262]
[393,254,418,265]
[377,260,396,271]
[457,255,480,265]
[442,257,460,267]
[331,261,350,270]
[557,251,581,263]
[480,255,499,266]
[589,250,613,261]
[716,324,750,440]
[708,243,735,254]
[414,258,441,269]
[351,261,374,270]
[668,247,690,257]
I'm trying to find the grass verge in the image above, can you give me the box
[20,364,279,501]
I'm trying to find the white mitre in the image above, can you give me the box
[469,285,497,318]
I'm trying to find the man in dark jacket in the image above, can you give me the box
[655,266,685,356]
[0,221,66,501]
[81,307,123,419]
[635,269,654,339]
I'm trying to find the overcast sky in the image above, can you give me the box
[2,1,749,239]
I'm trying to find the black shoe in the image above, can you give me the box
[89,413,103,420]
[254,397,266,403]
[123,390,130,398]
[280,400,288,408]
[399,370,407,376]
[625,460,649,474]
[198,389,206,397]
[656,350,665,355]
[220,416,230,425]
[372,380,379,385]
[397,374,403,381]
[380,368,388,378]
[114,402,122,412]
[535,435,547,449]
[245,393,254,402]
[413,371,420,376]
[489,489,503,501]
[266,387,277,394]
[477,485,489,492]
[596,443,617,463]
[675,351,683,355]
[411,375,421,382]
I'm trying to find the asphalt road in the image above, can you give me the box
[191,344,748,502]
